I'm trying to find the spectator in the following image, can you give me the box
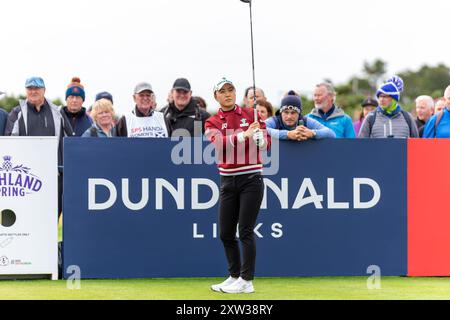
[82,99,116,137]
[353,97,378,136]
[359,76,419,138]
[265,92,335,140]
[60,77,92,136]
[160,78,210,137]
[89,91,114,119]
[151,91,158,109]
[95,91,113,104]
[256,99,273,121]
[415,95,434,137]
[115,82,168,138]
[241,86,252,108]
[244,87,266,108]
[167,90,174,105]
[435,97,446,114]
[88,92,114,115]
[307,82,356,138]
[0,91,7,135]
[5,77,73,217]
[423,86,450,138]
[193,96,208,111]
[6,76,73,143]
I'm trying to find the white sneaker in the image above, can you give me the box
[211,276,238,292]
[220,277,254,294]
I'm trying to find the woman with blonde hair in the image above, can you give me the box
[82,98,116,137]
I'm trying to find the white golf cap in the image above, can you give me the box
[213,77,234,93]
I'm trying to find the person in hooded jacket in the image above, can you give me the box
[306,82,356,138]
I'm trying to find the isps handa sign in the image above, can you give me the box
[0,155,43,197]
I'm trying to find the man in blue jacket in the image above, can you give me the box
[266,91,335,140]
[423,85,450,138]
[306,83,355,138]
[0,91,7,135]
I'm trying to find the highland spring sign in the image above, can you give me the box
[0,137,58,280]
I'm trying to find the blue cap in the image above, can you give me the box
[95,91,113,104]
[25,77,45,88]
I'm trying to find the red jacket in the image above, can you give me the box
[205,105,271,176]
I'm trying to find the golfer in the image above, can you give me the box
[205,78,270,294]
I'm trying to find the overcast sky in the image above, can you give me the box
[1,0,449,114]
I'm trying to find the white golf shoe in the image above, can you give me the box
[220,277,254,294]
[211,276,238,292]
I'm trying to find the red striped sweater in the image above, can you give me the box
[205,105,271,176]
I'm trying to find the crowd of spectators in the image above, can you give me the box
[2,75,449,141]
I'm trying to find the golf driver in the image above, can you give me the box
[240,0,258,123]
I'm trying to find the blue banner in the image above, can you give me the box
[63,138,407,278]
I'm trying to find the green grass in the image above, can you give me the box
[1,277,450,300]
[46,223,450,300]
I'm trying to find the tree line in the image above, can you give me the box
[1,59,449,117]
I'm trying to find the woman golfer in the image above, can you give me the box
[205,77,270,293]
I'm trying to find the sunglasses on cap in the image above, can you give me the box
[280,105,301,113]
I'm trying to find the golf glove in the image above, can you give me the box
[252,129,265,148]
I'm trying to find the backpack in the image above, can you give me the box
[366,110,414,137]
[433,111,444,137]
[89,127,98,137]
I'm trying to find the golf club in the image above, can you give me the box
[240,0,258,123]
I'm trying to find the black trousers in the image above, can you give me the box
[219,172,264,281]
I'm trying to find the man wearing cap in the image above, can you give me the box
[5,77,73,217]
[115,82,168,138]
[60,77,93,136]
[0,91,7,135]
[359,76,419,138]
[265,92,335,140]
[5,77,73,140]
[353,97,378,136]
[307,82,356,138]
[160,78,210,137]
[206,77,270,294]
